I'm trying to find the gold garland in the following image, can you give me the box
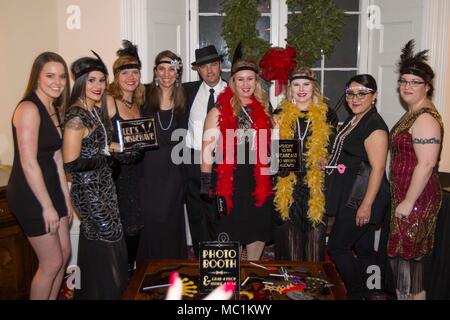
[274,99,332,227]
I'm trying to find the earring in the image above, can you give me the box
[155,78,159,87]
[176,79,180,87]
[291,97,296,104]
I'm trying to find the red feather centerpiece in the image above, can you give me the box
[259,46,297,96]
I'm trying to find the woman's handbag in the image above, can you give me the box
[346,161,371,209]
[346,161,390,225]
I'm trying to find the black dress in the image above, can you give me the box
[64,106,128,300]
[7,92,67,237]
[274,108,338,261]
[110,100,144,237]
[137,106,188,261]
[213,106,273,245]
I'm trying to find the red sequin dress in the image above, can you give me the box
[388,108,443,260]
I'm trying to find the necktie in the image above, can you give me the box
[207,88,215,112]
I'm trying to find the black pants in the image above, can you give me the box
[184,149,218,257]
[328,213,376,299]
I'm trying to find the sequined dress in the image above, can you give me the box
[388,108,443,260]
[65,106,128,300]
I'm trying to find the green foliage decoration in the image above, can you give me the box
[286,0,345,67]
[220,0,271,64]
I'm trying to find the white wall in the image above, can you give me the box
[0,0,59,166]
[0,0,121,167]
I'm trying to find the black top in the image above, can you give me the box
[326,107,389,218]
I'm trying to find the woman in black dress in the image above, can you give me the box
[326,74,389,299]
[137,50,188,260]
[273,67,338,262]
[200,59,273,261]
[107,41,145,273]
[63,53,128,299]
[7,52,73,299]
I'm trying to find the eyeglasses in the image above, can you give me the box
[398,79,425,87]
[345,91,373,100]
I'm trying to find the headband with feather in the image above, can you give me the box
[114,40,142,74]
[397,39,434,83]
[74,50,108,79]
[230,42,259,76]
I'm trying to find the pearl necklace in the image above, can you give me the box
[296,117,310,156]
[80,98,110,156]
[326,116,359,175]
[89,107,111,156]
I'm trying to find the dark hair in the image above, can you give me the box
[400,62,434,97]
[66,57,111,131]
[146,50,185,114]
[23,52,70,114]
[346,74,378,92]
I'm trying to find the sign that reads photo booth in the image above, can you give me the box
[199,242,240,293]
[116,117,159,152]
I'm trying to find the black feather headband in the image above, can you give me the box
[397,39,434,82]
[115,40,142,74]
[75,50,108,79]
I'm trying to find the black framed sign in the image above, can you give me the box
[199,241,240,293]
[276,139,300,172]
[116,117,159,152]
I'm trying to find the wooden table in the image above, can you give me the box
[122,259,346,300]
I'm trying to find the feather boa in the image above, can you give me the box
[274,99,331,227]
[216,87,272,213]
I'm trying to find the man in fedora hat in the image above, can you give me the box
[183,45,227,257]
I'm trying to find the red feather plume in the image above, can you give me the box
[259,46,297,96]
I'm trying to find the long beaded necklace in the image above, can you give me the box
[296,117,311,171]
[80,98,110,156]
[157,108,174,131]
[90,108,111,156]
[240,105,257,150]
[326,116,359,175]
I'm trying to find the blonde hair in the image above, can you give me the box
[286,67,322,104]
[107,55,145,107]
[229,60,270,116]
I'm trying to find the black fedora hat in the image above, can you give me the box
[191,45,223,67]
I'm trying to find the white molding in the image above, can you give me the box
[422,0,450,113]
[120,0,149,82]
[359,0,370,73]
[188,0,199,82]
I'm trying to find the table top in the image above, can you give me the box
[122,259,347,300]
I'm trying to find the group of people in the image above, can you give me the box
[7,39,443,301]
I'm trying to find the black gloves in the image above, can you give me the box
[200,172,214,202]
[64,155,111,173]
[113,149,144,165]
